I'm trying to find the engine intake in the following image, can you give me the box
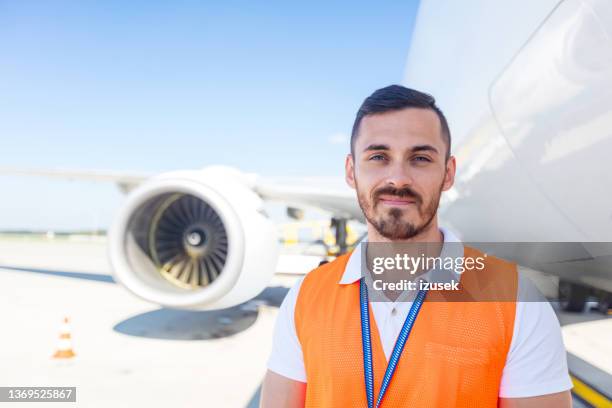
[131,193,228,289]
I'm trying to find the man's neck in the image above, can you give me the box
[363,220,445,302]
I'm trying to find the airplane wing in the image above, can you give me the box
[0,167,151,193]
[0,166,361,220]
[254,176,362,221]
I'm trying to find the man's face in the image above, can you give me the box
[345,107,455,240]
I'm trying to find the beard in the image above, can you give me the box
[356,180,443,240]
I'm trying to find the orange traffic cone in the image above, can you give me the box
[53,317,76,359]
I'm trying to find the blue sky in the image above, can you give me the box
[0,1,419,230]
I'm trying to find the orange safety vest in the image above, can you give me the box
[294,246,517,407]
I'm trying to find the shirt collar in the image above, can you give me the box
[339,226,463,285]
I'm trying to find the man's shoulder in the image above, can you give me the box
[294,252,356,331]
[296,251,354,300]
[463,245,517,271]
[303,251,352,283]
[460,245,519,302]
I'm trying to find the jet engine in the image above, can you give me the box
[108,166,279,309]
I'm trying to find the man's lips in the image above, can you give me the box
[377,195,417,206]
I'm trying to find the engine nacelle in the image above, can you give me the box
[108,166,279,310]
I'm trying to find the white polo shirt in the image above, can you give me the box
[267,227,573,398]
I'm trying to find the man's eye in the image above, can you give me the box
[369,154,386,161]
[414,156,431,162]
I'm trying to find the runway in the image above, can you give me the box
[0,236,610,407]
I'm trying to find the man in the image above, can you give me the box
[260,85,573,407]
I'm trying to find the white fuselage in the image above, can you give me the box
[403,0,612,290]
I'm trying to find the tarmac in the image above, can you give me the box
[0,236,610,407]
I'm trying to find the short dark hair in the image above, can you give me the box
[350,85,451,160]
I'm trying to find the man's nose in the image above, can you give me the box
[384,162,414,189]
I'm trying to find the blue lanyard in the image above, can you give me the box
[360,278,428,408]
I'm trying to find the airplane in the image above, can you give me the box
[402,0,612,312]
[2,0,611,313]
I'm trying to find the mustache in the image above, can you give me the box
[373,186,422,203]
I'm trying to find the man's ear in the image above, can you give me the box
[442,155,456,191]
[345,154,356,189]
